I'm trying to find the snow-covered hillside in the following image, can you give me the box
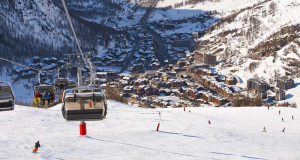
[197,0,300,83]
[150,0,264,22]
[0,0,96,59]
[52,0,146,29]
[1,100,300,159]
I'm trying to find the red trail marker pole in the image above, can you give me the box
[80,121,87,135]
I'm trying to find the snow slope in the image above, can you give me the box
[1,100,300,159]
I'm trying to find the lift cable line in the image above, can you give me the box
[0,57,40,72]
[61,0,92,72]
[0,57,58,72]
[0,57,59,85]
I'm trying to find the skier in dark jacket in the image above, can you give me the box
[282,127,285,132]
[49,91,55,103]
[32,141,41,153]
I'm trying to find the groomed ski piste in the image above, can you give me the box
[1,101,300,160]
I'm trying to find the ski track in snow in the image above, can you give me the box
[1,100,300,160]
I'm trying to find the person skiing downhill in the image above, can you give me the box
[263,127,266,132]
[282,127,285,132]
[208,120,211,125]
[282,117,284,122]
[32,141,41,153]
[279,110,281,115]
[292,115,294,120]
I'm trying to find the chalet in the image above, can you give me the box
[123,86,134,93]
[155,71,163,78]
[174,102,183,108]
[134,78,148,87]
[152,99,162,107]
[106,82,119,90]
[161,73,170,81]
[202,92,209,103]
[132,64,145,72]
[145,70,156,78]
[144,86,159,96]
[222,87,233,99]
[107,71,116,80]
[137,85,145,95]
[150,79,162,87]
[188,88,200,99]
[169,79,182,88]
[225,75,237,85]
[160,88,172,96]
[173,67,186,73]
[212,96,227,106]
[119,80,129,88]
[152,62,160,70]
[140,97,150,107]
[276,78,294,90]
[177,59,190,68]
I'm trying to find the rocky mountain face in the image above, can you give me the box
[196,0,300,82]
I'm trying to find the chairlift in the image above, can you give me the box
[84,77,101,86]
[0,81,15,110]
[34,84,55,105]
[61,85,107,121]
[68,80,77,89]
[34,84,55,94]
[54,78,69,90]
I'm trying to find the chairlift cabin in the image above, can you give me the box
[68,80,77,89]
[34,84,55,95]
[84,78,101,86]
[84,77,92,86]
[62,86,107,121]
[54,78,69,90]
[0,81,15,110]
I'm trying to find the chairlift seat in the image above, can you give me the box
[0,81,15,110]
[62,89,107,121]
[55,78,69,86]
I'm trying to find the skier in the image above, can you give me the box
[189,110,191,113]
[34,92,42,105]
[292,115,294,120]
[282,117,284,122]
[50,91,55,103]
[32,141,41,153]
[282,127,285,132]
[268,106,269,110]
[263,126,266,132]
[208,120,211,125]
[42,92,50,105]
[279,110,281,115]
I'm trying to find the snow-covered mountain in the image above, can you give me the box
[52,0,146,29]
[0,0,96,62]
[0,100,300,159]
[194,0,300,84]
